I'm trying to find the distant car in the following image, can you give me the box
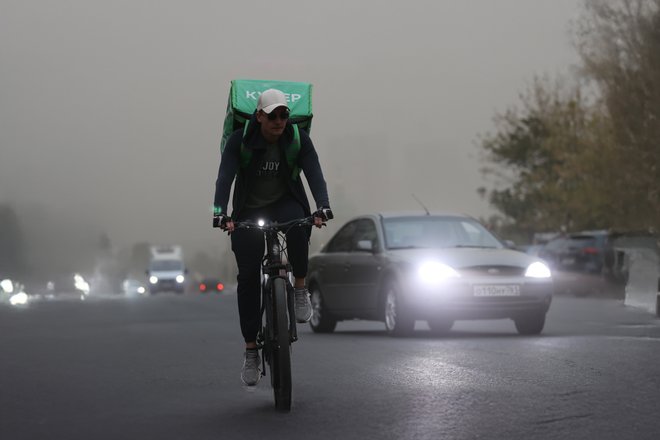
[198,279,225,293]
[147,246,187,294]
[538,230,658,296]
[122,279,146,296]
[539,231,609,275]
[45,273,91,301]
[1,278,29,306]
[307,212,554,336]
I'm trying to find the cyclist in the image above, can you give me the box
[213,88,332,386]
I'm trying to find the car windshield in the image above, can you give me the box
[570,235,596,246]
[383,216,503,250]
[566,236,599,248]
[149,259,183,271]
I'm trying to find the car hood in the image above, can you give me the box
[387,247,537,269]
[150,270,183,279]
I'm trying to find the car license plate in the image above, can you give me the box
[561,257,575,265]
[473,285,521,297]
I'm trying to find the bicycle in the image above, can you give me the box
[226,215,321,412]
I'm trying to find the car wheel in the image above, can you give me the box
[513,311,546,335]
[428,318,454,335]
[309,286,336,333]
[383,280,414,337]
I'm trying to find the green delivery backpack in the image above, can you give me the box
[220,79,313,179]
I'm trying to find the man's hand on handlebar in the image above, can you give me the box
[213,214,234,233]
[313,207,334,228]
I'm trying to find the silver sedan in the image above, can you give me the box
[307,212,553,336]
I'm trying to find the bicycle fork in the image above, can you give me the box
[286,278,298,343]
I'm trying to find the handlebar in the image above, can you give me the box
[214,208,333,232]
[232,216,318,232]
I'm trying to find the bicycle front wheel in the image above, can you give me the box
[270,277,292,412]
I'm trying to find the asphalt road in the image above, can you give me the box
[2,290,660,440]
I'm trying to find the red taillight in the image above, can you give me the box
[199,283,207,291]
[217,283,224,291]
[582,247,599,255]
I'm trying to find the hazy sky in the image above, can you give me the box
[0,0,582,258]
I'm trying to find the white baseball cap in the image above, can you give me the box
[256,89,289,114]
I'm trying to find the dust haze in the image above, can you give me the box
[0,0,580,272]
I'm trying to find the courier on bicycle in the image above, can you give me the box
[213,88,332,386]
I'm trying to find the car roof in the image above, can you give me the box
[572,230,608,236]
[567,234,601,239]
[362,211,477,220]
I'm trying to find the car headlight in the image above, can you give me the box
[137,286,146,294]
[1,279,14,293]
[418,261,460,285]
[525,262,551,278]
[176,275,185,283]
[74,274,90,294]
[149,276,158,284]
[10,291,28,306]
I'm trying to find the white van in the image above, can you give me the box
[147,246,187,294]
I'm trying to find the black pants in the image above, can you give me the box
[231,196,310,343]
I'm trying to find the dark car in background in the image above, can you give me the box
[122,278,147,297]
[307,212,554,336]
[43,273,91,301]
[538,231,614,296]
[198,278,225,294]
[539,231,609,274]
[538,230,659,296]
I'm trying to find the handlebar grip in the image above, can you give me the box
[213,215,231,229]
[316,208,334,221]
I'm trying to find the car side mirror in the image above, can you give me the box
[504,240,516,249]
[356,240,374,252]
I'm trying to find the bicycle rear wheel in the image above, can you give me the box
[270,277,292,411]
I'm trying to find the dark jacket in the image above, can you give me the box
[214,113,330,219]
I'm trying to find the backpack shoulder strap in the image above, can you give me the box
[239,122,252,169]
[287,125,301,180]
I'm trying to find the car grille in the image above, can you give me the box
[459,265,526,277]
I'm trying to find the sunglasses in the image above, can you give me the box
[266,109,290,121]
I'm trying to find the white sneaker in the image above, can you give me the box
[241,349,261,386]
[294,287,313,323]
